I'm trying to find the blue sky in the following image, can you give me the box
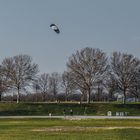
[0,0,140,73]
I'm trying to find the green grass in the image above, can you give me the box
[0,102,139,139]
[0,102,140,116]
[0,118,139,140]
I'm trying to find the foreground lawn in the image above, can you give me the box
[0,118,139,140]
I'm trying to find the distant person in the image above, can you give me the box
[49,113,52,116]
[63,109,66,116]
[70,109,73,116]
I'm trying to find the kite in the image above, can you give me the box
[50,24,60,34]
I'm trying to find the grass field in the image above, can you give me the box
[0,102,140,116]
[0,102,139,140]
[0,118,139,140]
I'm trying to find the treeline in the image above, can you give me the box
[0,48,140,104]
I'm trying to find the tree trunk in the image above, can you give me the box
[87,87,91,104]
[0,93,2,102]
[80,94,83,104]
[65,89,68,102]
[17,93,19,103]
[42,93,46,102]
[53,89,56,101]
[123,89,126,104]
[65,94,68,102]
[97,84,100,101]
[17,87,20,103]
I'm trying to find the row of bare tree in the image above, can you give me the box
[0,48,140,104]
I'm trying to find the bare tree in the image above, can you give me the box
[67,47,108,103]
[62,71,76,101]
[1,55,39,103]
[105,71,119,101]
[0,66,10,101]
[110,52,140,104]
[128,70,140,102]
[49,72,61,101]
[33,73,50,101]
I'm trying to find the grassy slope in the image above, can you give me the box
[0,118,140,140]
[0,102,139,116]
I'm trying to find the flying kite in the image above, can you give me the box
[50,24,60,34]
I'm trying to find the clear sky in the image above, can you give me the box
[0,0,140,73]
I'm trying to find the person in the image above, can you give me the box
[70,109,73,116]
[63,109,66,116]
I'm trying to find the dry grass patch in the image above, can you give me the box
[31,126,140,133]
